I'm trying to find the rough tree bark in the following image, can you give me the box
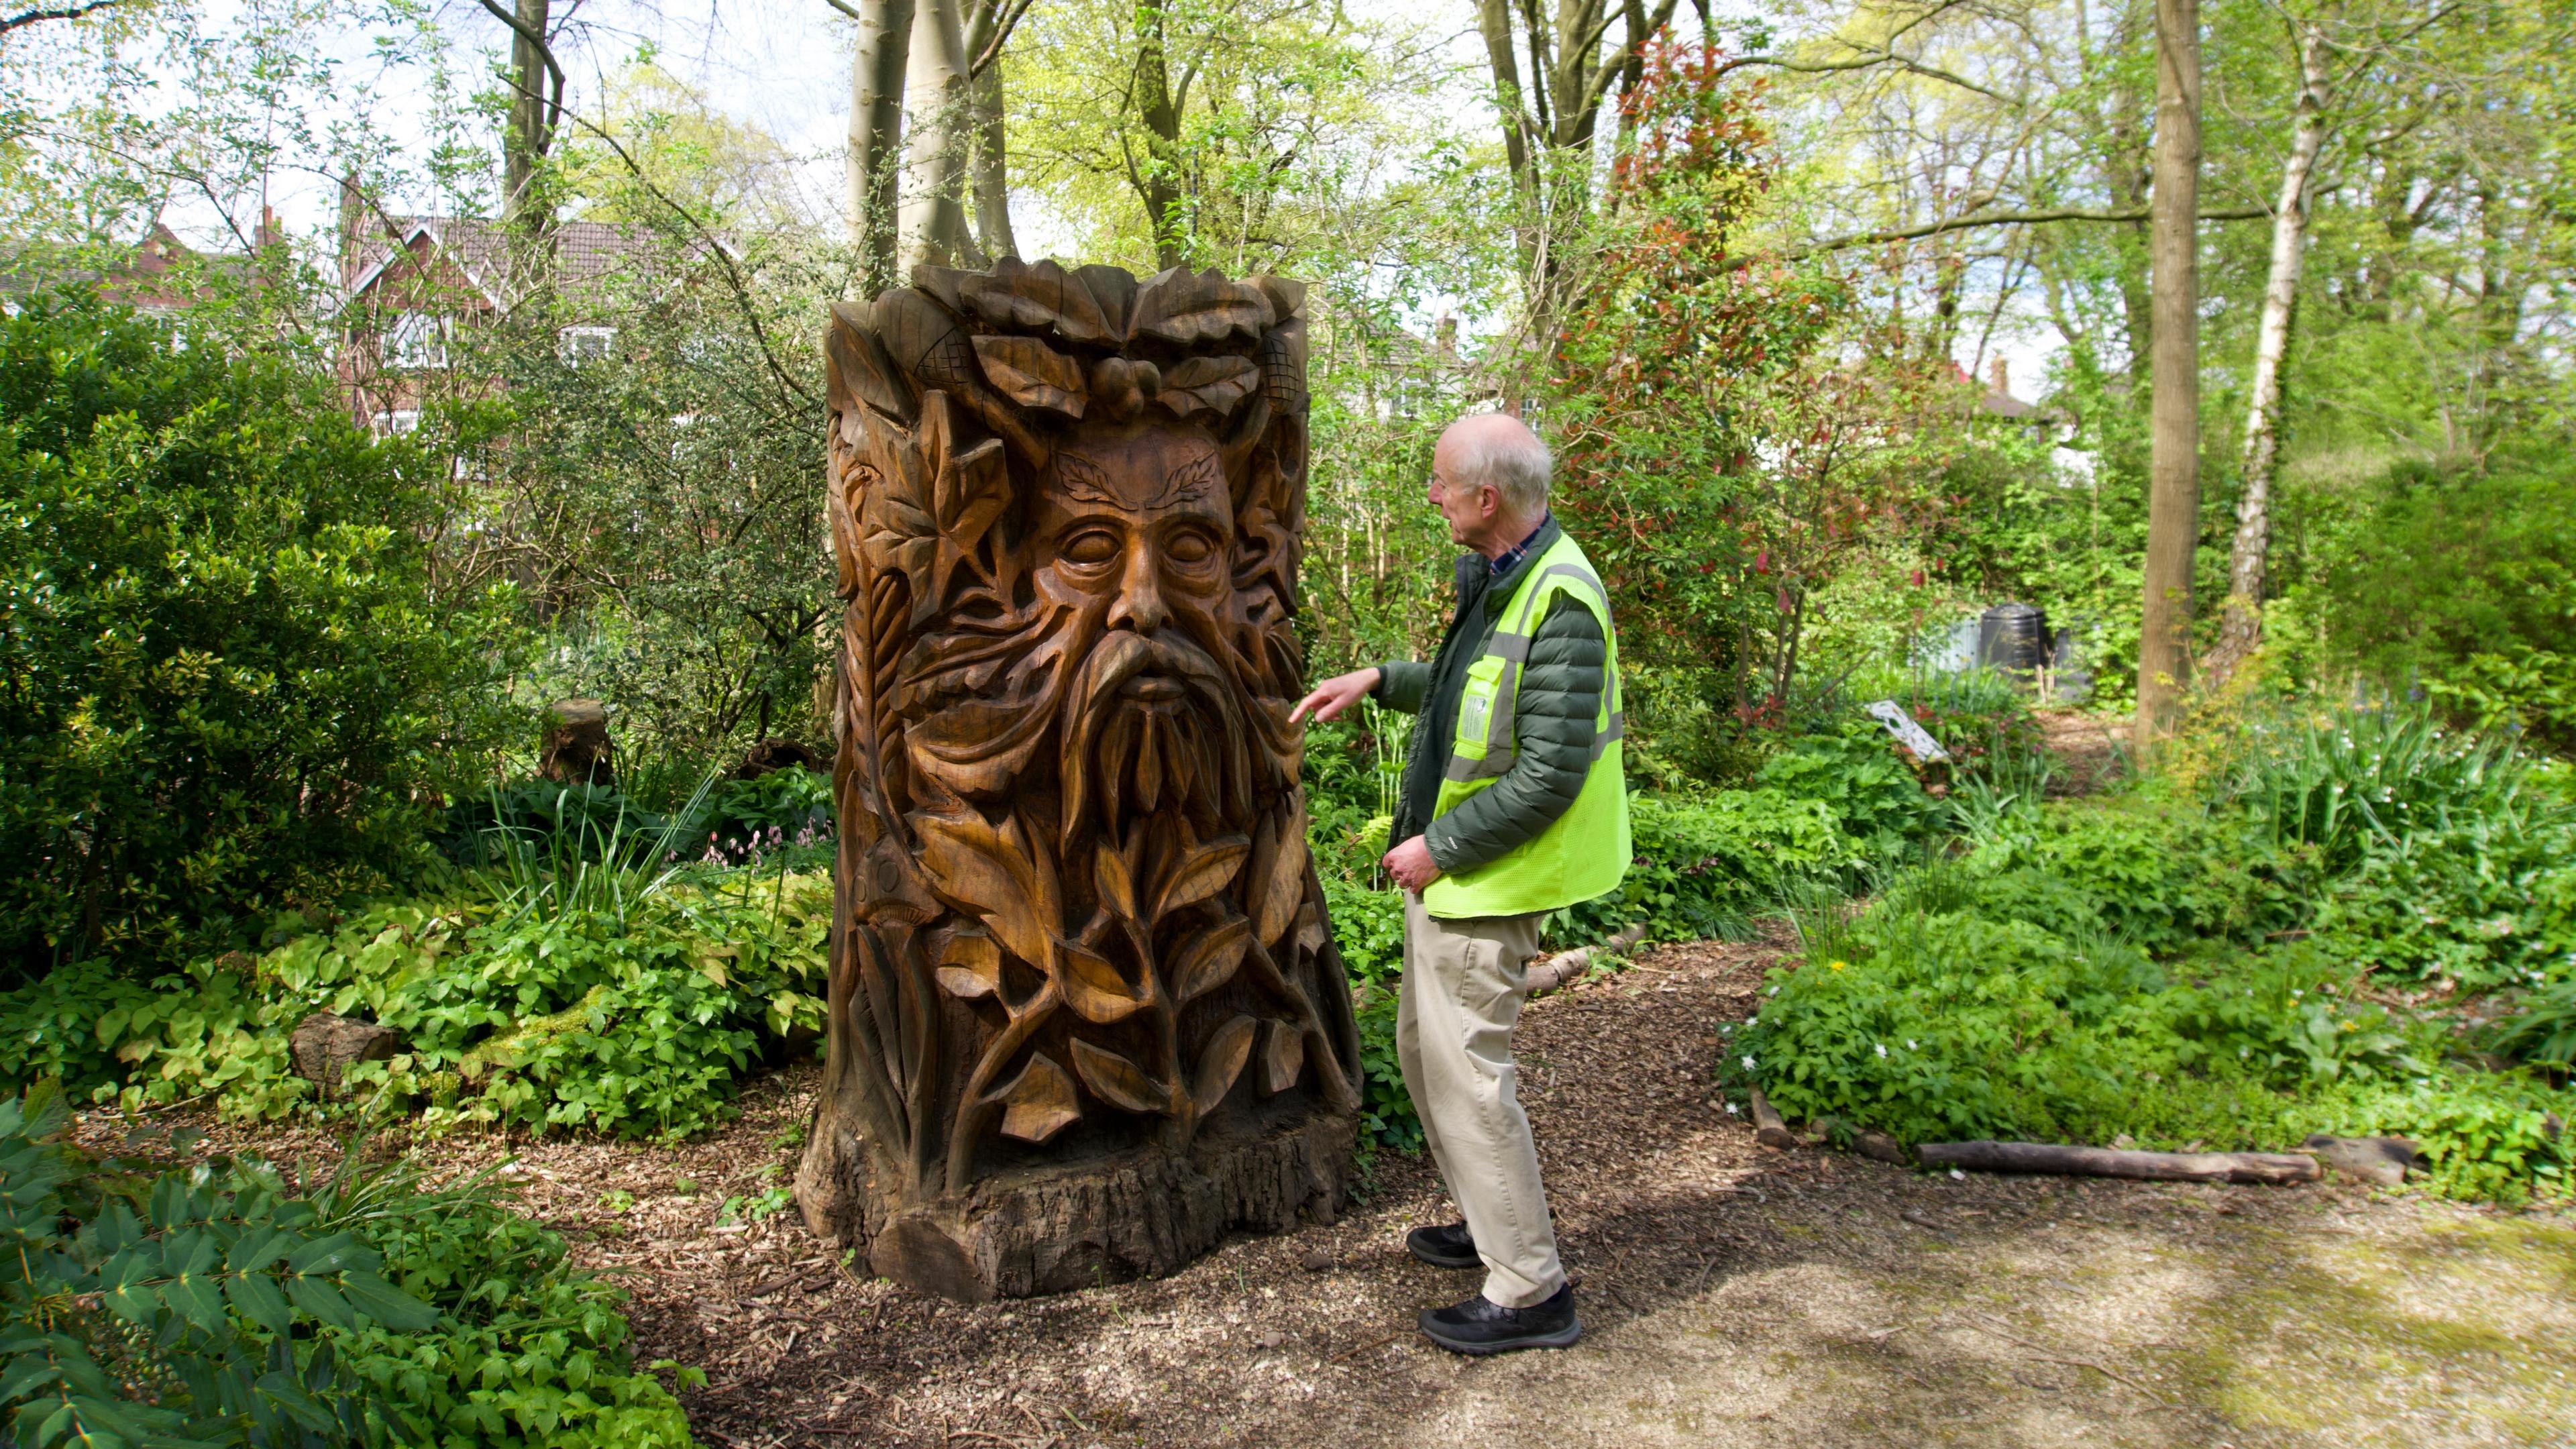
[898,0,985,272]
[2203,22,2333,688]
[798,261,1362,1301]
[486,0,563,255]
[843,0,918,294]
[2136,0,2202,746]
[1130,0,1187,270]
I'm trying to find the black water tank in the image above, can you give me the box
[1978,603,2050,676]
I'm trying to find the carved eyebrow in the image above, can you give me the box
[1053,451,1123,506]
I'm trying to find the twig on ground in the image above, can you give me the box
[1328,1328,1407,1362]
[1963,1313,2178,1407]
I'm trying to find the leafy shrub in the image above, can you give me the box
[89,874,829,1139]
[0,1088,698,1446]
[1550,786,1858,946]
[0,295,521,979]
[0,963,152,1095]
[1754,725,1945,856]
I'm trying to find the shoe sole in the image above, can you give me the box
[1416,1317,1584,1356]
[1405,1241,1482,1271]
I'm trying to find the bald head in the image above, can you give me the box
[1436,413,1552,520]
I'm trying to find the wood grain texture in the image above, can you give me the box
[797,260,1360,1300]
[1917,1140,2322,1185]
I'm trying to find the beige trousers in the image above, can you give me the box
[1395,892,1566,1308]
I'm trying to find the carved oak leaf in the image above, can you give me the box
[1193,1015,1257,1114]
[972,335,1087,418]
[1128,268,1275,349]
[1169,916,1252,1004]
[912,806,1052,970]
[1155,355,1259,423]
[1071,1037,1169,1114]
[1246,804,1309,947]
[959,258,1119,345]
[1154,835,1250,918]
[1262,1018,1305,1094]
[994,1052,1080,1143]
[1059,936,1149,1024]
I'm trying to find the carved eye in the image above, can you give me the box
[1165,530,1217,565]
[1063,529,1120,566]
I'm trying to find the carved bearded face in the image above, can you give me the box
[1040,424,1254,841]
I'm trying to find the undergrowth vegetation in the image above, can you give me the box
[1735,701,2576,1204]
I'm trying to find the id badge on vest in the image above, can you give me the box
[1455,655,1507,753]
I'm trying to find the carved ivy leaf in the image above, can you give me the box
[1262,1018,1305,1094]
[934,928,1005,1005]
[1153,834,1249,919]
[1246,803,1309,947]
[1058,936,1148,1024]
[1071,1038,1169,1115]
[1168,917,1252,1005]
[994,1052,1079,1143]
[1193,1015,1257,1115]
[1093,840,1138,921]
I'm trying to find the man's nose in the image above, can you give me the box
[1106,540,1170,634]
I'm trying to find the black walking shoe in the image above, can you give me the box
[1405,1221,1480,1270]
[1417,1283,1582,1355]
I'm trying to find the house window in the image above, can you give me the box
[373,409,421,437]
[560,325,616,364]
[387,312,450,370]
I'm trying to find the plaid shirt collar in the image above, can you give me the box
[1489,512,1553,578]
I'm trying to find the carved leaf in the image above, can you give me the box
[1168,916,1252,1004]
[1155,835,1249,918]
[1247,804,1309,946]
[1154,354,1259,423]
[1059,937,1148,1024]
[971,335,1087,417]
[1071,1038,1169,1114]
[1193,1015,1257,1114]
[1128,268,1275,348]
[1093,841,1138,920]
[994,1052,1079,1143]
[934,929,1003,1002]
[912,808,1048,968]
[1295,901,1330,957]
[1262,1019,1305,1094]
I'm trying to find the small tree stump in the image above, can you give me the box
[2301,1134,2416,1186]
[1748,1088,1797,1149]
[538,699,615,787]
[289,1012,399,1098]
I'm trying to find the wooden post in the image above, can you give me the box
[798,261,1363,1301]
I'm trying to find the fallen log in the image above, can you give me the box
[1916,1140,2321,1185]
[1527,922,1652,996]
[1748,1088,1798,1149]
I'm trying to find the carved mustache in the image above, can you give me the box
[1060,629,1253,846]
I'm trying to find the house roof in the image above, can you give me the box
[343,215,687,312]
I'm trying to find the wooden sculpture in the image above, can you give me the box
[796,260,1363,1301]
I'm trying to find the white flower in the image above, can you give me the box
[1746,1016,1758,1026]
[1725,1102,1739,1115]
[1875,1042,1888,1059]
[1907,1040,1919,1051]
[1742,1055,1756,1071]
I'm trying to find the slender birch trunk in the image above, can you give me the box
[847,0,917,294]
[2204,25,2333,686]
[2136,0,2202,747]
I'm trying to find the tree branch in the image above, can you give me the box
[1740,203,2270,268]
[0,0,122,34]
[967,0,1036,78]
[820,0,865,17]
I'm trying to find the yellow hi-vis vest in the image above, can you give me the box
[1421,532,1633,920]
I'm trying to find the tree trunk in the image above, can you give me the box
[1131,0,1187,270]
[2135,0,2202,747]
[898,0,984,274]
[500,0,558,253]
[1475,0,1540,269]
[2204,23,2331,687]
[963,0,1018,262]
[847,0,917,294]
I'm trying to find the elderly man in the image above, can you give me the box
[1293,411,1630,1355]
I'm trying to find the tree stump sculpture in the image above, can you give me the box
[796,261,1362,1301]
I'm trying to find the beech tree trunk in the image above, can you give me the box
[965,58,1017,261]
[847,0,917,293]
[1130,0,1187,270]
[898,0,984,273]
[498,0,561,252]
[2204,24,2332,687]
[2136,0,2202,746]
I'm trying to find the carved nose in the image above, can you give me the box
[1108,542,1169,634]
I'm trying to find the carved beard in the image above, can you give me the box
[1060,629,1256,844]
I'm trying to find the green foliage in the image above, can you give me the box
[0,295,521,979]
[1753,727,1945,858]
[83,873,829,1140]
[0,1089,698,1446]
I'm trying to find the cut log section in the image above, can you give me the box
[1917,1140,2320,1185]
[1748,1088,1798,1149]
[1527,922,1651,996]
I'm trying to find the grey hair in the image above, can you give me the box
[1449,417,1552,517]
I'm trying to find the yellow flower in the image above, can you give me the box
[1828,959,1847,971]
